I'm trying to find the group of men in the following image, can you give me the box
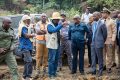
[80,7,120,77]
[0,7,120,80]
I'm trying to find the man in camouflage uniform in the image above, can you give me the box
[0,17,19,80]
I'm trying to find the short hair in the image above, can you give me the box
[41,13,47,17]
[3,17,12,23]
[93,11,101,17]
[61,13,66,17]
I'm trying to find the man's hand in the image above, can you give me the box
[41,30,47,34]
[111,41,115,46]
[0,48,7,54]
[62,21,68,26]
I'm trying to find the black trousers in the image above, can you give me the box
[87,42,92,65]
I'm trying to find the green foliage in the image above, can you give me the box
[0,0,120,16]
[66,8,80,20]
[0,0,4,7]
[43,1,60,10]
[87,0,120,11]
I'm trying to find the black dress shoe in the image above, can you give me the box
[70,71,76,74]
[107,68,112,73]
[98,73,102,77]
[0,74,4,79]
[91,72,96,75]
[87,71,96,75]
[116,67,120,69]
[112,63,116,67]
[103,66,106,71]
[80,71,85,75]
[88,64,91,67]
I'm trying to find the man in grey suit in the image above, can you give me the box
[90,12,107,77]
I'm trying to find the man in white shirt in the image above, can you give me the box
[81,7,93,24]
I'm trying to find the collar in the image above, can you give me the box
[85,13,90,15]
[106,17,111,21]
[0,26,9,32]
[74,22,80,26]
[40,21,48,24]
[93,19,100,26]
[95,19,100,23]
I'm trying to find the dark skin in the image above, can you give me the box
[111,11,120,19]
[23,19,35,38]
[36,19,66,35]
[52,19,60,25]
[41,16,47,23]
[85,8,90,14]
[102,12,110,19]
[73,18,80,24]
[93,12,101,21]
[0,18,12,54]
[2,18,12,31]
[36,16,47,35]
[61,15,66,22]
[52,19,68,26]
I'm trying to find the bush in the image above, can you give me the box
[66,8,81,20]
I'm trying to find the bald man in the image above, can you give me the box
[90,12,107,77]
[0,17,19,80]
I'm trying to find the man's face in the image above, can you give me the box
[3,20,12,29]
[93,14,99,21]
[25,19,31,25]
[41,16,47,23]
[86,9,90,14]
[111,11,117,18]
[52,19,60,24]
[102,13,108,19]
[61,15,66,22]
[73,18,80,24]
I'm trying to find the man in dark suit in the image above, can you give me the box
[90,12,107,77]
[116,14,120,69]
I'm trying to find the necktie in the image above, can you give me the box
[92,22,97,40]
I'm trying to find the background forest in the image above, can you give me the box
[0,0,120,17]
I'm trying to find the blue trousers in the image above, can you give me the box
[48,48,59,77]
[22,49,33,79]
[91,46,103,74]
[71,40,85,72]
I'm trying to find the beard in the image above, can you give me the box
[42,19,46,23]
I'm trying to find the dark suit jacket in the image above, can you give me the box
[116,19,120,46]
[91,20,107,48]
[86,23,93,44]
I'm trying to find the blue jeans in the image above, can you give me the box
[48,48,59,77]
[22,49,33,79]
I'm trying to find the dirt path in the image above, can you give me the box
[0,51,120,80]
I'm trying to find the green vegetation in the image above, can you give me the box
[0,0,120,17]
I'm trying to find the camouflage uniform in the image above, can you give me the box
[0,26,19,80]
[58,25,72,70]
